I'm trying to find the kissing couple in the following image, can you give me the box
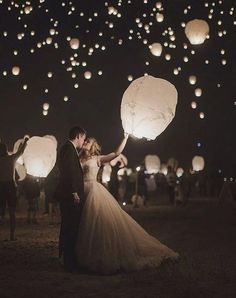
[56,126,178,274]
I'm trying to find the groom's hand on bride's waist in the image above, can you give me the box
[72,193,81,204]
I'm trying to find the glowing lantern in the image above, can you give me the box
[12,66,20,76]
[43,103,50,110]
[160,164,168,175]
[84,71,92,79]
[44,135,57,147]
[117,167,132,176]
[156,2,162,9]
[46,37,52,44]
[24,6,33,14]
[156,13,164,23]
[110,154,128,168]
[165,54,171,60]
[128,75,133,82]
[195,88,202,97]
[191,101,197,109]
[23,136,57,177]
[176,168,184,178]
[192,156,205,171]
[121,75,178,140]
[199,112,205,119]
[102,164,112,183]
[150,43,162,56]
[185,19,209,45]
[189,75,197,85]
[69,38,80,50]
[145,155,161,174]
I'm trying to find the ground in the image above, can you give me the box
[0,197,236,298]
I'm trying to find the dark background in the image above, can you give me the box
[0,0,235,175]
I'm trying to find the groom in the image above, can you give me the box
[57,126,86,272]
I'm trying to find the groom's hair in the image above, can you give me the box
[69,126,86,140]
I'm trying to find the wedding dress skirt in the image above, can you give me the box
[76,158,178,274]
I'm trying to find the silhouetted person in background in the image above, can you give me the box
[166,166,176,205]
[0,138,28,240]
[109,161,121,201]
[44,165,60,224]
[179,170,192,206]
[23,174,41,224]
[137,166,148,205]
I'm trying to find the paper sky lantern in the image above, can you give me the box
[12,66,20,76]
[23,136,57,177]
[70,38,80,50]
[150,43,162,56]
[185,19,209,45]
[176,167,184,178]
[145,155,161,174]
[121,75,178,140]
[24,6,33,14]
[110,154,128,168]
[44,135,57,147]
[199,112,205,119]
[84,71,92,79]
[156,13,164,23]
[195,88,202,97]
[192,155,205,171]
[102,164,112,183]
[189,75,197,85]
[191,101,197,109]
[43,103,50,111]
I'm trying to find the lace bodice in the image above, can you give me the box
[81,157,100,182]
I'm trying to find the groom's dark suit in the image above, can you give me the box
[57,141,85,272]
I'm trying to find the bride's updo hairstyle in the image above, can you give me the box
[88,138,101,156]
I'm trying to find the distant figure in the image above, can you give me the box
[179,171,192,206]
[166,166,177,205]
[121,170,129,203]
[0,138,28,240]
[23,174,41,224]
[137,166,148,205]
[109,161,121,201]
[44,165,60,225]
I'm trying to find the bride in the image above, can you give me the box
[76,134,178,274]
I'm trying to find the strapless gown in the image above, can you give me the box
[76,157,178,274]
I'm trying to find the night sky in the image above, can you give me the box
[0,0,235,175]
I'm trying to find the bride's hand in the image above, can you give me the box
[72,193,80,204]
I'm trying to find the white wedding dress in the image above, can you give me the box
[76,157,178,274]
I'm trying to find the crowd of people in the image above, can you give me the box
[0,137,224,241]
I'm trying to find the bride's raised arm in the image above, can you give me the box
[99,133,129,165]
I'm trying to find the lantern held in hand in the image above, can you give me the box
[23,136,57,177]
[121,75,178,140]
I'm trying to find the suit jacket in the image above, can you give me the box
[56,141,85,203]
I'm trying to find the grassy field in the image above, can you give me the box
[0,198,236,298]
